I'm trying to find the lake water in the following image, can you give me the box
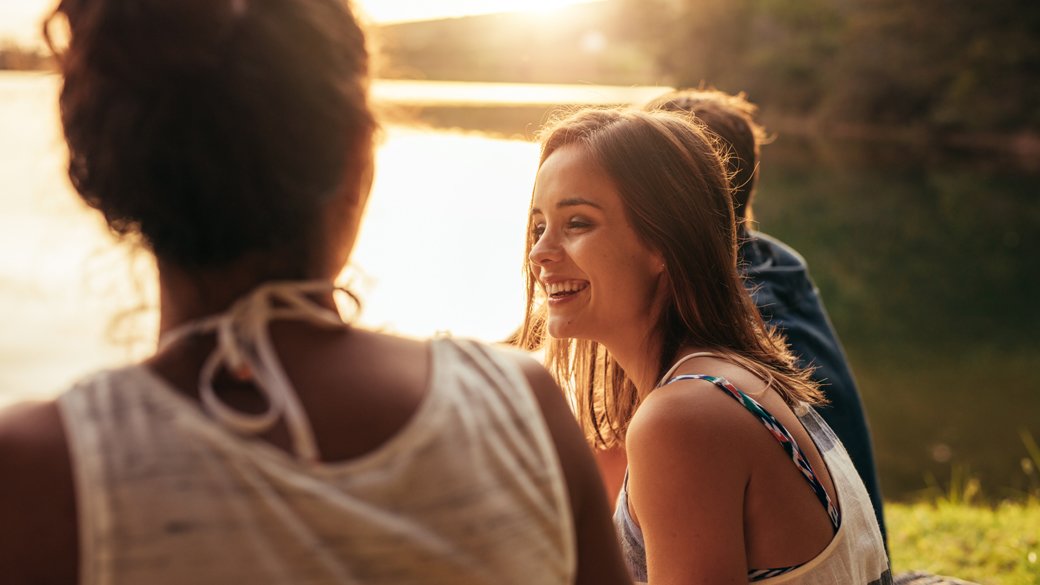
[1,71,1037,500]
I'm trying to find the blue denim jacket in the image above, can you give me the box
[740,230,887,544]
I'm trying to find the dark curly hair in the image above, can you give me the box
[45,0,376,271]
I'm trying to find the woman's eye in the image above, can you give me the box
[532,217,591,240]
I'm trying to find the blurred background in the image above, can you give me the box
[0,0,1037,510]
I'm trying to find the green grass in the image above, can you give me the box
[886,430,1040,584]
[888,498,1040,585]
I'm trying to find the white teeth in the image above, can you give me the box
[545,280,588,296]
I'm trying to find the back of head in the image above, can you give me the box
[646,89,765,225]
[46,0,376,274]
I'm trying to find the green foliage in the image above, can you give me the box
[375,3,659,85]
[829,0,1040,133]
[1021,431,1040,498]
[619,0,843,111]
[375,0,1038,136]
[620,0,1040,134]
[924,464,984,507]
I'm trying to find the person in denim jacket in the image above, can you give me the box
[647,89,887,544]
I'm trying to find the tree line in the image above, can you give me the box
[0,42,53,72]
[619,0,1040,135]
[6,0,1036,141]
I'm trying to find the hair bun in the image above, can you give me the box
[55,0,250,88]
[51,0,376,269]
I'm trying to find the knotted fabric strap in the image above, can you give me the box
[157,280,357,462]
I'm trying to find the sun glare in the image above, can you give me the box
[0,0,603,46]
[525,0,586,15]
[356,0,600,24]
[0,0,53,47]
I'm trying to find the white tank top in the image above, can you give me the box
[57,283,575,585]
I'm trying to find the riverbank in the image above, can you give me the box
[372,91,1040,171]
[4,67,1037,167]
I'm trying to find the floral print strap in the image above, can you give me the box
[663,374,841,530]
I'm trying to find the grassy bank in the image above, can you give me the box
[888,498,1040,585]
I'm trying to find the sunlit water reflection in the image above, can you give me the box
[0,72,537,405]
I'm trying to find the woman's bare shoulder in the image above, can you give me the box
[0,399,68,464]
[667,353,772,394]
[624,377,756,582]
[629,375,759,463]
[330,328,430,381]
[0,399,77,582]
[348,327,429,354]
[626,367,779,502]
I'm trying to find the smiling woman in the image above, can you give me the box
[516,108,892,584]
[528,143,666,351]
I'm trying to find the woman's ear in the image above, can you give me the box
[652,250,667,276]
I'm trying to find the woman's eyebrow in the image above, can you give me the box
[531,197,603,215]
[557,197,603,209]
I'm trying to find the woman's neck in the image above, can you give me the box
[601,334,666,398]
[156,258,336,335]
[602,336,715,399]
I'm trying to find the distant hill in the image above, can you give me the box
[373,1,663,85]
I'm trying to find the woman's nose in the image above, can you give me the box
[529,230,562,267]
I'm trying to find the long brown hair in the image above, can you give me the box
[517,109,821,448]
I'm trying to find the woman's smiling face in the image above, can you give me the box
[529,144,666,344]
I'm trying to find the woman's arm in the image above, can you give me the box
[626,382,753,585]
[0,400,78,583]
[514,355,633,585]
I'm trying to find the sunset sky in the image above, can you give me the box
[0,0,600,46]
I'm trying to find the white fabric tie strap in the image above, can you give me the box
[157,280,357,462]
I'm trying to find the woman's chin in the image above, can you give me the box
[546,318,571,340]
[547,318,590,342]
